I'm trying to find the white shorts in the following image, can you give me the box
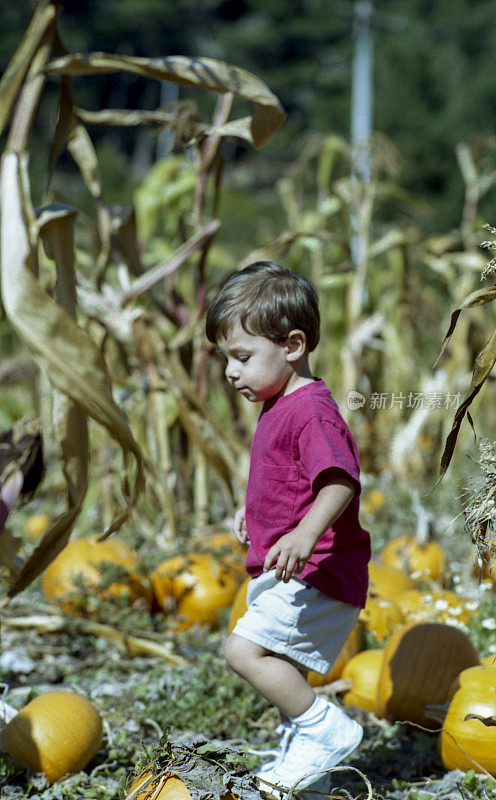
[231,571,360,675]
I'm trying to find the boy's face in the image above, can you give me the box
[216,322,294,402]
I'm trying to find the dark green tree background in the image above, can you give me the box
[2,0,496,228]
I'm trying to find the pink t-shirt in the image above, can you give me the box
[244,379,370,608]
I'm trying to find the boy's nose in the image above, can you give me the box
[225,361,240,381]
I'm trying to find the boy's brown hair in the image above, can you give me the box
[205,261,320,352]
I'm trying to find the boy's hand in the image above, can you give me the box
[263,527,316,582]
[233,506,249,544]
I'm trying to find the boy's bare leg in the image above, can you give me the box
[224,633,316,718]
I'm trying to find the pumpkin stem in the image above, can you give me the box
[413,490,434,547]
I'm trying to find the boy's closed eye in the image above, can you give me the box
[215,348,251,364]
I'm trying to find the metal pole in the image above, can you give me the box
[350,0,373,272]
[351,0,373,184]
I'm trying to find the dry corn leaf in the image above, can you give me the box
[66,123,111,251]
[121,219,220,304]
[433,285,496,369]
[434,328,496,487]
[0,0,60,138]
[45,52,286,148]
[128,736,263,800]
[0,153,144,597]
[47,76,77,192]
[108,205,143,277]
[75,106,188,127]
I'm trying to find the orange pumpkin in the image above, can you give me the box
[396,588,472,626]
[151,553,242,629]
[381,535,448,583]
[440,665,496,775]
[41,535,152,613]
[127,766,237,799]
[3,691,102,784]
[342,649,383,714]
[127,769,194,800]
[227,577,251,634]
[359,595,404,642]
[368,561,414,601]
[376,621,480,728]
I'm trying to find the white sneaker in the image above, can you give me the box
[257,703,363,793]
[255,722,294,775]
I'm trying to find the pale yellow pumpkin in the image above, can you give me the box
[3,691,102,784]
[440,665,496,775]
[342,649,383,714]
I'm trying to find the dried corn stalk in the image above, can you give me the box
[463,437,496,563]
[0,0,286,596]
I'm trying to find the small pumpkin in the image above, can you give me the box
[376,621,480,728]
[3,690,102,784]
[396,588,471,626]
[127,768,194,799]
[227,576,251,634]
[127,766,237,799]
[307,622,364,687]
[440,664,496,775]
[367,561,415,601]
[24,514,50,541]
[381,535,448,583]
[41,534,152,613]
[341,649,384,714]
[359,595,404,642]
[151,553,242,630]
[360,489,385,515]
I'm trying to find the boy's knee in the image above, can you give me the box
[224,633,257,676]
[224,633,243,673]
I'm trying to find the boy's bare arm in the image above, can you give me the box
[263,469,356,582]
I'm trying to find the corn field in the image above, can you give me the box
[1,6,496,798]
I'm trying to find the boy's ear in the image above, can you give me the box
[285,329,307,361]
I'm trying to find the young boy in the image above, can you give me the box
[205,261,370,794]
